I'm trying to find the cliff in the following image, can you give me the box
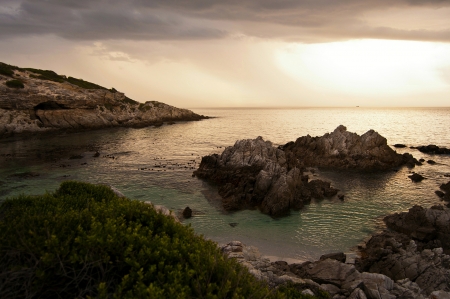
[0,62,207,137]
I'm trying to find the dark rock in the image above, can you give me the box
[8,171,40,179]
[419,158,425,162]
[320,252,346,263]
[93,151,100,157]
[436,191,445,198]
[408,173,425,182]
[427,160,436,164]
[440,182,450,193]
[229,223,238,227]
[194,136,338,216]
[69,154,83,159]
[394,144,407,148]
[417,145,450,155]
[338,194,345,200]
[282,125,419,170]
[182,206,192,218]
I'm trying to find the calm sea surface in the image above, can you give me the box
[1,107,450,261]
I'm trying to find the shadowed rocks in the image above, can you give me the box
[194,136,338,216]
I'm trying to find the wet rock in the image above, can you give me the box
[182,206,192,218]
[93,151,100,157]
[69,154,83,159]
[320,252,347,263]
[229,223,238,227]
[436,191,445,198]
[408,173,425,182]
[428,160,437,164]
[394,144,407,148]
[8,171,40,179]
[338,194,345,200]
[417,145,450,155]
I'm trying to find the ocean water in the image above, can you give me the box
[1,107,449,262]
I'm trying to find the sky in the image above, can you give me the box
[1,0,450,108]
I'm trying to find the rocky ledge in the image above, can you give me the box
[222,205,450,298]
[194,126,417,216]
[282,125,418,170]
[0,62,207,137]
[193,136,339,216]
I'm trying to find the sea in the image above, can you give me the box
[1,107,449,262]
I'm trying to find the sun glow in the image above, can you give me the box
[276,39,450,97]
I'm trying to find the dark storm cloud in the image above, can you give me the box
[1,0,449,42]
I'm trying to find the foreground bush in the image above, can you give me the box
[0,181,317,299]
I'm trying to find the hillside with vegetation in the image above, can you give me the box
[0,62,207,137]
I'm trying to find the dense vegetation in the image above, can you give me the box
[5,79,25,88]
[0,62,17,77]
[0,181,319,299]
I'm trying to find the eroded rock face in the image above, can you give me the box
[282,125,418,170]
[0,69,206,137]
[356,205,450,295]
[194,137,338,216]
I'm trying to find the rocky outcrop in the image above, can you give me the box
[282,125,418,170]
[221,241,439,299]
[193,137,338,216]
[0,65,206,137]
[356,205,450,296]
[415,145,450,155]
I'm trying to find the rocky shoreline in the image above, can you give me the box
[0,62,208,137]
[194,126,418,216]
[220,203,450,298]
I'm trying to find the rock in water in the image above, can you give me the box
[281,125,418,170]
[408,173,425,182]
[194,136,338,216]
[182,206,192,218]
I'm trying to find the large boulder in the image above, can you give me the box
[194,137,337,216]
[282,125,418,170]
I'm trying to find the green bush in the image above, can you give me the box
[67,77,107,90]
[25,68,65,83]
[5,79,24,89]
[0,62,16,77]
[0,181,285,299]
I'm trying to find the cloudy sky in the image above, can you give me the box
[1,0,450,108]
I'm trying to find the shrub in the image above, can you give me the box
[0,62,16,77]
[5,79,24,89]
[67,77,107,90]
[0,181,283,299]
[25,68,65,82]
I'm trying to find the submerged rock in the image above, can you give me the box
[417,145,450,155]
[409,173,425,182]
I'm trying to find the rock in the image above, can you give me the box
[303,258,360,287]
[229,223,238,227]
[409,173,425,182]
[69,154,83,159]
[302,289,315,296]
[338,194,345,200]
[430,290,450,299]
[194,136,338,216]
[394,144,407,148]
[93,151,100,157]
[348,288,367,299]
[182,206,192,218]
[281,125,419,170]
[356,205,450,296]
[320,252,347,263]
[441,182,450,193]
[0,64,207,137]
[144,201,180,223]
[428,160,437,164]
[417,145,450,155]
[8,171,40,179]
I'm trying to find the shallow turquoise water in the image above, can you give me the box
[1,107,449,261]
